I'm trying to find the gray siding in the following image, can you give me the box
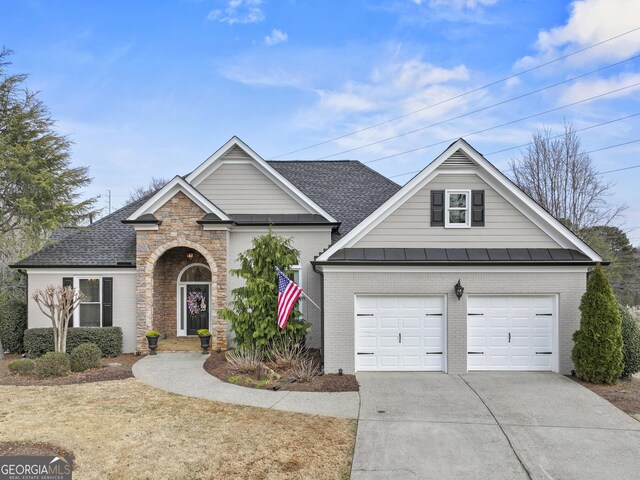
[196,146,311,214]
[227,228,333,348]
[323,268,586,375]
[354,171,560,249]
[27,270,138,353]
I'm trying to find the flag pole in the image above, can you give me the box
[301,292,321,311]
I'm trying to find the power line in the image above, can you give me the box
[388,138,640,180]
[270,25,640,159]
[366,80,640,166]
[317,54,640,159]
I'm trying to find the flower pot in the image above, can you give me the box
[147,336,159,355]
[199,335,211,354]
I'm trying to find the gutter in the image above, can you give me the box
[9,264,137,269]
[312,260,607,267]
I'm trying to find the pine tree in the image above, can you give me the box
[572,264,623,384]
[220,228,309,350]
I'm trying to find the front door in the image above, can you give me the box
[186,284,210,335]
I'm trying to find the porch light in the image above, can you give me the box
[454,279,464,300]
[185,251,195,262]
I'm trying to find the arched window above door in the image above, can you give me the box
[178,263,212,282]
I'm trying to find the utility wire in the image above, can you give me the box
[269,25,640,159]
[365,80,640,166]
[317,54,640,159]
[388,139,640,180]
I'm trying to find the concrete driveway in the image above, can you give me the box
[352,372,640,480]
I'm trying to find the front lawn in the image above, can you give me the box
[572,376,640,421]
[0,379,357,479]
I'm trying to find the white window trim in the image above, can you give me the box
[289,264,303,318]
[445,189,471,228]
[74,276,102,328]
[176,264,212,337]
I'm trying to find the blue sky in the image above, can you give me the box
[3,0,640,243]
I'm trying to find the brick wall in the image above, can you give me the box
[322,269,587,374]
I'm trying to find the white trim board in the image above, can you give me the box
[317,265,590,274]
[26,269,137,275]
[185,136,338,223]
[315,138,602,262]
[126,176,230,221]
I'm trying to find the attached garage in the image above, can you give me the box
[355,295,445,372]
[467,295,557,371]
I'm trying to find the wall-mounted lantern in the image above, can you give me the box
[454,279,464,300]
[185,251,195,262]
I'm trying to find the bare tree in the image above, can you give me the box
[509,123,626,231]
[124,177,168,205]
[32,285,85,353]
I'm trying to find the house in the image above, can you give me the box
[13,137,603,374]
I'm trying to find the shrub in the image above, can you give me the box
[220,228,309,350]
[225,348,263,374]
[145,330,160,337]
[0,292,27,353]
[291,357,320,383]
[24,327,122,358]
[197,329,211,337]
[70,343,102,372]
[620,304,640,379]
[267,334,308,369]
[8,358,35,375]
[34,352,71,378]
[572,264,623,384]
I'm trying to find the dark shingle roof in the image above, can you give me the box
[268,160,400,240]
[13,161,399,268]
[321,248,597,265]
[12,197,148,268]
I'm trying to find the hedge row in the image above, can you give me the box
[0,293,27,353]
[23,327,123,358]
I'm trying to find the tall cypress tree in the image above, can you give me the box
[572,264,623,384]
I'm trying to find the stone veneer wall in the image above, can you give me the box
[136,191,227,352]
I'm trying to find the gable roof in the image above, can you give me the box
[316,138,603,263]
[12,157,399,268]
[186,136,338,223]
[126,176,230,222]
[269,160,400,239]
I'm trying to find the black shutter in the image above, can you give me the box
[471,190,485,227]
[431,190,445,227]
[62,277,74,327]
[102,277,113,327]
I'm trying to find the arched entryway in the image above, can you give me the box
[176,263,212,336]
[151,247,215,338]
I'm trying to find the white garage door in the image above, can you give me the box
[467,295,556,371]
[355,295,445,372]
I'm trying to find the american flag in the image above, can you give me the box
[276,267,303,329]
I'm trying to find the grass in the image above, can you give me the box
[0,379,357,479]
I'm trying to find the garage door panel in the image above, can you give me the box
[356,295,445,372]
[468,295,555,372]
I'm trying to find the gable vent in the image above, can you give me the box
[222,144,252,161]
[442,149,475,167]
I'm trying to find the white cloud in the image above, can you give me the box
[264,29,288,46]
[427,0,498,10]
[557,72,640,104]
[207,0,264,25]
[517,0,640,67]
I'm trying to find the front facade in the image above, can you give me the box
[14,137,602,375]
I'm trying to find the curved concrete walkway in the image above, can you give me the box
[132,352,360,419]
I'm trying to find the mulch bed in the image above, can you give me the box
[571,375,640,419]
[203,350,359,392]
[0,353,140,386]
[0,441,74,461]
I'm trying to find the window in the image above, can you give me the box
[76,278,102,327]
[445,190,471,228]
[288,265,303,316]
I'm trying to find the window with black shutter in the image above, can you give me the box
[431,190,444,226]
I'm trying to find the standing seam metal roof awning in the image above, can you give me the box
[316,248,600,265]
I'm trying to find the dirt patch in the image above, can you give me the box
[203,350,359,392]
[0,441,73,459]
[571,375,640,419]
[0,379,356,479]
[0,354,139,386]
